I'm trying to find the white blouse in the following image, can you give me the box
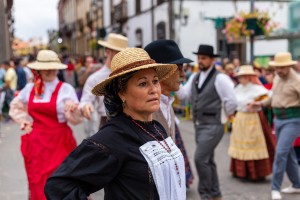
[235,83,269,112]
[10,78,81,124]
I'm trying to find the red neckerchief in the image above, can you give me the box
[32,70,44,99]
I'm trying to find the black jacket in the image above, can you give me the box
[45,113,168,200]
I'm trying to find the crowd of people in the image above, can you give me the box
[1,32,300,200]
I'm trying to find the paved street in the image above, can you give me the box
[0,118,299,200]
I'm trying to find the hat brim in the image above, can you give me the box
[92,63,177,96]
[27,62,67,70]
[268,61,297,67]
[169,57,194,64]
[98,40,126,52]
[192,52,220,57]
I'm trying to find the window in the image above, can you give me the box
[289,2,300,31]
[156,21,166,39]
[135,28,143,48]
[136,0,141,14]
[157,0,166,5]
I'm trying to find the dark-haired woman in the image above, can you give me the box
[45,48,186,200]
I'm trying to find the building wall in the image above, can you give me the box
[63,0,76,25]
[125,12,152,47]
[104,0,288,63]
[103,0,111,28]
[60,0,75,53]
[76,0,92,55]
[0,0,13,63]
[59,0,290,62]
[58,0,105,57]
[103,0,170,47]
[178,1,288,63]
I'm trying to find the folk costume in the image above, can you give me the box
[9,50,81,200]
[45,48,186,200]
[145,39,194,188]
[228,65,275,180]
[177,45,237,200]
[263,53,300,198]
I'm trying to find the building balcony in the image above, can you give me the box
[113,1,128,23]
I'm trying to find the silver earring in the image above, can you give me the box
[122,99,126,107]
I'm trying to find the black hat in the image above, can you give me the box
[144,39,193,64]
[193,44,220,57]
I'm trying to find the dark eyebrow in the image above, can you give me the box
[137,75,158,81]
[137,77,147,81]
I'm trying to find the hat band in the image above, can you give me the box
[110,59,155,77]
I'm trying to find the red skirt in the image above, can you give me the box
[230,111,276,180]
[21,125,76,200]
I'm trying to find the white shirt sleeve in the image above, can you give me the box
[79,74,97,108]
[215,73,237,116]
[16,81,79,123]
[57,83,79,122]
[79,66,111,116]
[18,83,34,103]
[175,73,196,100]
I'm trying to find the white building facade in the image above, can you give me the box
[102,0,290,63]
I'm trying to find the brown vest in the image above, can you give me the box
[153,107,175,140]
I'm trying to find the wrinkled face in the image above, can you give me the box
[198,55,214,71]
[161,64,185,93]
[119,68,161,118]
[238,75,250,85]
[40,70,58,82]
[275,66,291,79]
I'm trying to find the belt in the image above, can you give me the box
[273,107,300,119]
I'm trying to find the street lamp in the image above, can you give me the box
[57,38,63,44]
[174,7,189,26]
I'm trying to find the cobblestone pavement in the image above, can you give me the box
[0,119,299,200]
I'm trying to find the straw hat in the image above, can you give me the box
[269,52,297,67]
[97,33,128,52]
[92,48,177,96]
[27,50,67,70]
[235,65,256,76]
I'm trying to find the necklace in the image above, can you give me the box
[131,119,181,186]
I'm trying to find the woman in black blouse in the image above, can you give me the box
[45,48,186,200]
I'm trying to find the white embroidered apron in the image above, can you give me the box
[139,137,186,200]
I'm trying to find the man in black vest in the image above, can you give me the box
[177,45,237,200]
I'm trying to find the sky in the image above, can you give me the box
[14,0,59,42]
